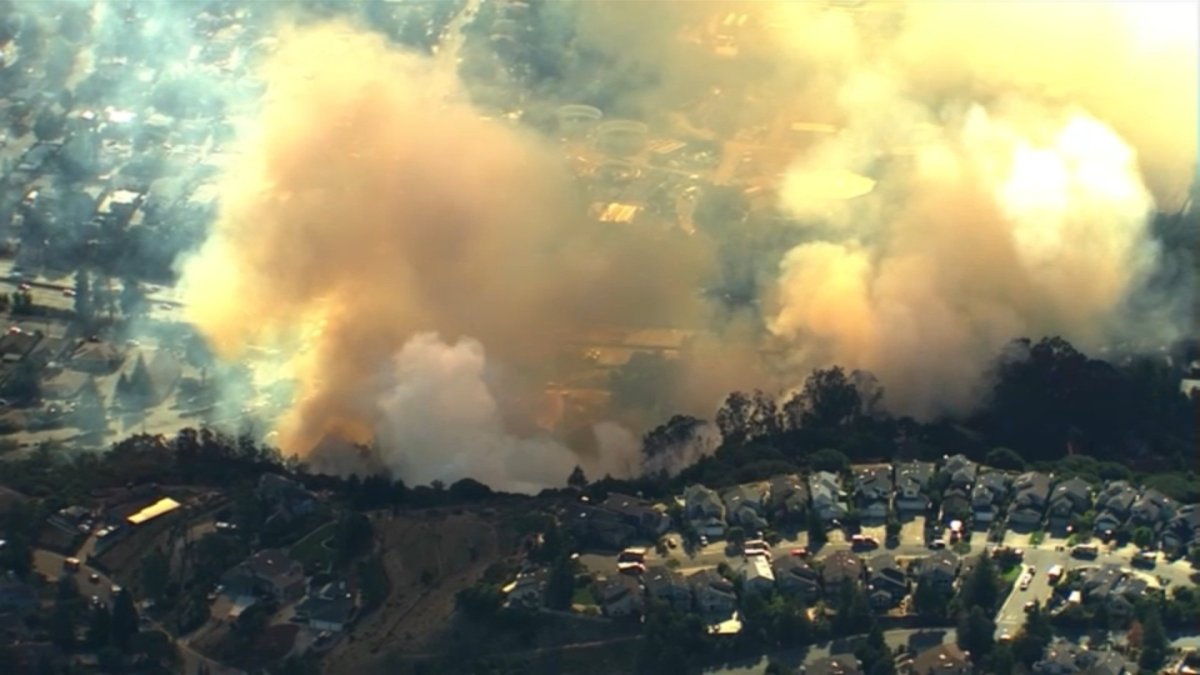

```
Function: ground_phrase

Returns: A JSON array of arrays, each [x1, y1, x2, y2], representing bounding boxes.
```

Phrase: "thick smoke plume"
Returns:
[[179, 22, 700, 490], [180, 2, 1197, 487], [759, 1, 1197, 417]]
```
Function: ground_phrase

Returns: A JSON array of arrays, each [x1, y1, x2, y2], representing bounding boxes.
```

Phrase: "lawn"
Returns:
[[288, 521, 337, 569], [572, 586, 598, 607], [1001, 564, 1022, 585]]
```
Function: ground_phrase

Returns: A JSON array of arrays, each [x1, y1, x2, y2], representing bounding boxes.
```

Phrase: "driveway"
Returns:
[[705, 627, 959, 674], [33, 548, 118, 607]]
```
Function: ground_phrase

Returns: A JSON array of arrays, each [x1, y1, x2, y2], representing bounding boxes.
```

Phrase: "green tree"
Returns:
[[140, 547, 170, 601], [1139, 605, 1168, 671], [808, 448, 851, 474], [989, 644, 1017, 675], [985, 447, 1025, 471], [567, 465, 587, 489], [765, 660, 793, 675], [334, 511, 374, 564], [1012, 602, 1053, 665], [110, 589, 139, 652], [118, 354, 155, 409], [87, 603, 112, 649], [834, 584, 872, 635], [50, 576, 82, 650], [855, 623, 895, 675], [638, 603, 709, 674], [2, 358, 41, 404], [727, 525, 746, 548], [544, 554, 577, 611], [784, 367, 875, 431], [456, 583, 504, 620], [913, 581, 949, 620], [806, 508, 827, 547], [885, 516, 901, 541], [1132, 526, 1154, 549], [957, 554, 1000, 611], [957, 606, 995, 666]]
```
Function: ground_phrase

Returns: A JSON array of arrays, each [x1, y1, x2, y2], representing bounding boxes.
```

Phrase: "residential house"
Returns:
[[866, 554, 907, 609], [773, 556, 821, 602], [940, 489, 972, 525], [1047, 477, 1092, 533], [1129, 489, 1176, 530], [67, 340, 125, 374], [853, 466, 893, 521], [1033, 639, 1135, 675], [296, 580, 355, 632], [1009, 472, 1051, 528], [642, 567, 692, 611], [684, 485, 727, 538], [905, 643, 971, 675], [600, 493, 671, 538], [258, 473, 317, 527], [810, 471, 848, 525], [563, 505, 636, 549], [722, 482, 770, 532], [1161, 504, 1200, 554], [893, 461, 935, 514], [1093, 481, 1138, 536], [593, 575, 644, 618], [741, 555, 776, 595], [821, 550, 864, 598], [220, 549, 307, 602], [1079, 565, 1146, 620], [806, 655, 863, 675], [767, 474, 809, 524], [689, 569, 737, 615], [592, 576, 643, 619], [503, 571, 545, 610], [0, 331, 41, 366], [916, 551, 960, 594], [941, 454, 978, 492], [971, 471, 1010, 525]]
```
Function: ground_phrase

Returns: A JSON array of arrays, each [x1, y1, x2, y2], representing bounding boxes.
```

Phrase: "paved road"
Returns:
[[33, 546, 240, 675], [33, 548, 119, 607], [706, 627, 959, 675], [993, 540, 1195, 641], [583, 520, 939, 578]]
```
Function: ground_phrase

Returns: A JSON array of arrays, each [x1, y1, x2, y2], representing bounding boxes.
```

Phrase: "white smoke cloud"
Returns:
[[771, 96, 1163, 418], [375, 334, 641, 493]]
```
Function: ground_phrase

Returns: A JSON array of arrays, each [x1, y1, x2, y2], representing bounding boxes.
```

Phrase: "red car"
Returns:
[[790, 547, 810, 558]]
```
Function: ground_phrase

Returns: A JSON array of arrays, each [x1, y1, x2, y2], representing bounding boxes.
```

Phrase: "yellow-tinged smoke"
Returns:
[[181, 1, 1197, 484], [758, 0, 1194, 416], [178, 22, 705, 488]]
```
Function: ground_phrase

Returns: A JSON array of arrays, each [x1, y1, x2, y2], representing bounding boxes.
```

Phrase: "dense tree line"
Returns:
[[629, 337, 1197, 498]]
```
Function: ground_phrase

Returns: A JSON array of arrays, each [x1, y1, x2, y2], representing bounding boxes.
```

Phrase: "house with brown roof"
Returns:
[[905, 644, 971, 675], [68, 340, 126, 374], [822, 550, 864, 599], [220, 549, 306, 602]]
